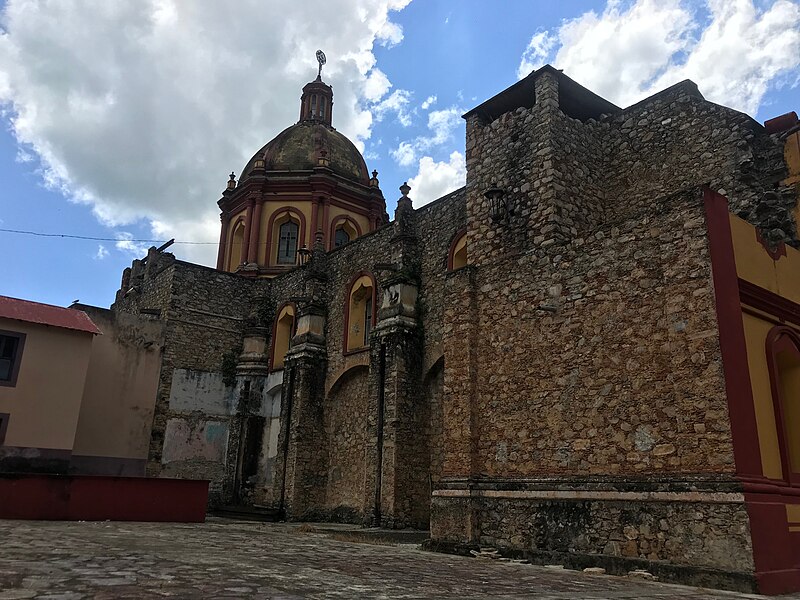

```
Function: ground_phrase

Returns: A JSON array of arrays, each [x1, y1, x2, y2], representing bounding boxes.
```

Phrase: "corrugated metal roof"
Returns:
[[0, 295, 101, 335]]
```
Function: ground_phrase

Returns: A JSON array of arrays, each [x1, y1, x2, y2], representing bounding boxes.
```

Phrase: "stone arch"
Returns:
[[324, 363, 369, 522]]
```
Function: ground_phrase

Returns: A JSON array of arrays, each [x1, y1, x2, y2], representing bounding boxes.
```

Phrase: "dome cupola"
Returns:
[[215, 51, 388, 277]]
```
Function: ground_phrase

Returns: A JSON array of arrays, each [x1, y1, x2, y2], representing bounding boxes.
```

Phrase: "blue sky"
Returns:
[[1, 0, 799, 308]]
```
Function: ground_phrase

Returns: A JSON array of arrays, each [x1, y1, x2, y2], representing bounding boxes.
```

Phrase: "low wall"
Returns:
[[0, 474, 208, 522], [428, 476, 758, 593]]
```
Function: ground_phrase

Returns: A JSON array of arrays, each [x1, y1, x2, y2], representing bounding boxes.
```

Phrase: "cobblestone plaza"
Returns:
[[1, 518, 797, 599]]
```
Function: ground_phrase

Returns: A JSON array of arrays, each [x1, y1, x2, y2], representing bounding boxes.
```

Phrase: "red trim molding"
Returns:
[[703, 187, 763, 477], [764, 327, 800, 486], [740, 279, 800, 328]]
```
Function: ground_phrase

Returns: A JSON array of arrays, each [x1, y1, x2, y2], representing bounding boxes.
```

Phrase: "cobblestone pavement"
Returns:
[[0, 518, 795, 599]]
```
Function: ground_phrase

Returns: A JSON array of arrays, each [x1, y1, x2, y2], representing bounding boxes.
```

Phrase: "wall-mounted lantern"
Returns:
[[484, 183, 513, 222], [297, 245, 312, 266]]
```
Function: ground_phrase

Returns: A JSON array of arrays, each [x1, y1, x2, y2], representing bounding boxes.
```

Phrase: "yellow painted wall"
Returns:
[[272, 305, 295, 369], [741, 311, 784, 479], [0, 318, 93, 450], [732, 213, 800, 479], [451, 234, 467, 269], [783, 132, 800, 229], [730, 214, 800, 305]]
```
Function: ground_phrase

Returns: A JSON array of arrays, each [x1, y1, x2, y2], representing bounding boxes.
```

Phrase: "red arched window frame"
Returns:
[[342, 270, 377, 355], [447, 227, 468, 271], [765, 325, 800, 485], [265, 207, 307, 266], [269, 301, 297, 371]]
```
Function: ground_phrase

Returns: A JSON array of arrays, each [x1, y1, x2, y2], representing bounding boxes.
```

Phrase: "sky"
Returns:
[[1, 0, 799, 308]]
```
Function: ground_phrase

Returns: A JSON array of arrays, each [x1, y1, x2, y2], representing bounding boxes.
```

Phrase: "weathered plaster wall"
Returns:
[[71, 306, 164, 476]]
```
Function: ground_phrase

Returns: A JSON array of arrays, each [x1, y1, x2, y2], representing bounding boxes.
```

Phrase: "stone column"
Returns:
[[432, 265, 480, 543], [247, 200, 263, 264], [273, 303, 328, 520], [241, 198, 255, 265], [365, 276, 425, 529]]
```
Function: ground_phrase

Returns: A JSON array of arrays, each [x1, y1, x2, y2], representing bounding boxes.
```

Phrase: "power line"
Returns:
[[0, 227, 217, 245]]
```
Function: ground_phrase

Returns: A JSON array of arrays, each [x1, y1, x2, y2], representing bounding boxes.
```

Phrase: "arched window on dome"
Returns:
[[334, 227, 350, 248], [447, 229, 467, 271], [329, 217, 361, 251], [271, 303, 296, 370], [320, 97, 326, 120], [228, 219, 246, 271], [311, 94, 317, 118], [345, 272, 376, 352], [277, 220, 299, 265]]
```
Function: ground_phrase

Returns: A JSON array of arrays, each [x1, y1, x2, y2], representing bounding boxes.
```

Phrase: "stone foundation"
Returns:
[[429, 476, 757, 592]]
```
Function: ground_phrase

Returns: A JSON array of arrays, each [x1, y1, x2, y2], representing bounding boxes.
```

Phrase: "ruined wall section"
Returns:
[[601, 83, 795, 244], [113, 249, 255, 504]]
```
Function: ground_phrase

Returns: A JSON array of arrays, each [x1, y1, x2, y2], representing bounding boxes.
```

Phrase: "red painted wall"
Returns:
[[0, 474, 208, 522]]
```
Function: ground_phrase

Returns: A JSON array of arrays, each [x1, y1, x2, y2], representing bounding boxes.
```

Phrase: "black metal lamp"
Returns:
[[484, 183, 509, 222]]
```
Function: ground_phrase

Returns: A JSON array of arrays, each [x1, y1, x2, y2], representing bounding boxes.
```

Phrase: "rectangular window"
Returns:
[[0, 331, 25, 387], [0, 412, 8, 445], [363, 297, 372, 346]]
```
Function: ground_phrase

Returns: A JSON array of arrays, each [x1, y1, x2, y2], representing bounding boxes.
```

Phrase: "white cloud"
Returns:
[[94, 244, 109, 260], [517, 31, 557, 79], [407, 151, 466, 207], [364, 68, 392, 102], [421, 95, 437, 109], [391, 141, 417, 167], [390, 105, 463, 167], [0, 0, 411, 267], [114, 232, 149, 257], [374, 89, 414, 126], [516, 0, 800, 114]]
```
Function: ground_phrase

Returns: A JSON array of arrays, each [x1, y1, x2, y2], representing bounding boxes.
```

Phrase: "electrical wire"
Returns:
[[0, 227, 217, 245]]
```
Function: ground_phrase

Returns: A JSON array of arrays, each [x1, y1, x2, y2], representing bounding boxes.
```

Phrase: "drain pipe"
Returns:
[[278, 367, 295, 517], [374, 344, 386, 526]]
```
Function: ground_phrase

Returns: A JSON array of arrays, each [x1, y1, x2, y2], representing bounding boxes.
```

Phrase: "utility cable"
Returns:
[[0, 227, 217, 245]]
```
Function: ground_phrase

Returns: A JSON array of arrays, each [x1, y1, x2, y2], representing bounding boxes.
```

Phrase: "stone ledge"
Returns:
[[422, 539, 757, 594]]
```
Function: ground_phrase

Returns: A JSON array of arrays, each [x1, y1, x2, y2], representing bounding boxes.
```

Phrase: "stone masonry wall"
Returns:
[[114, 250, 255, 504]]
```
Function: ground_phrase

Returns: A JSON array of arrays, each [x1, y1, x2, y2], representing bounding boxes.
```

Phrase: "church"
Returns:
[[3, 58, 800, 594]]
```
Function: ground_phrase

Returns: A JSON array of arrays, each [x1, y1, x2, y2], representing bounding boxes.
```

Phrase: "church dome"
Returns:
[[239, 121, 370, 186]]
